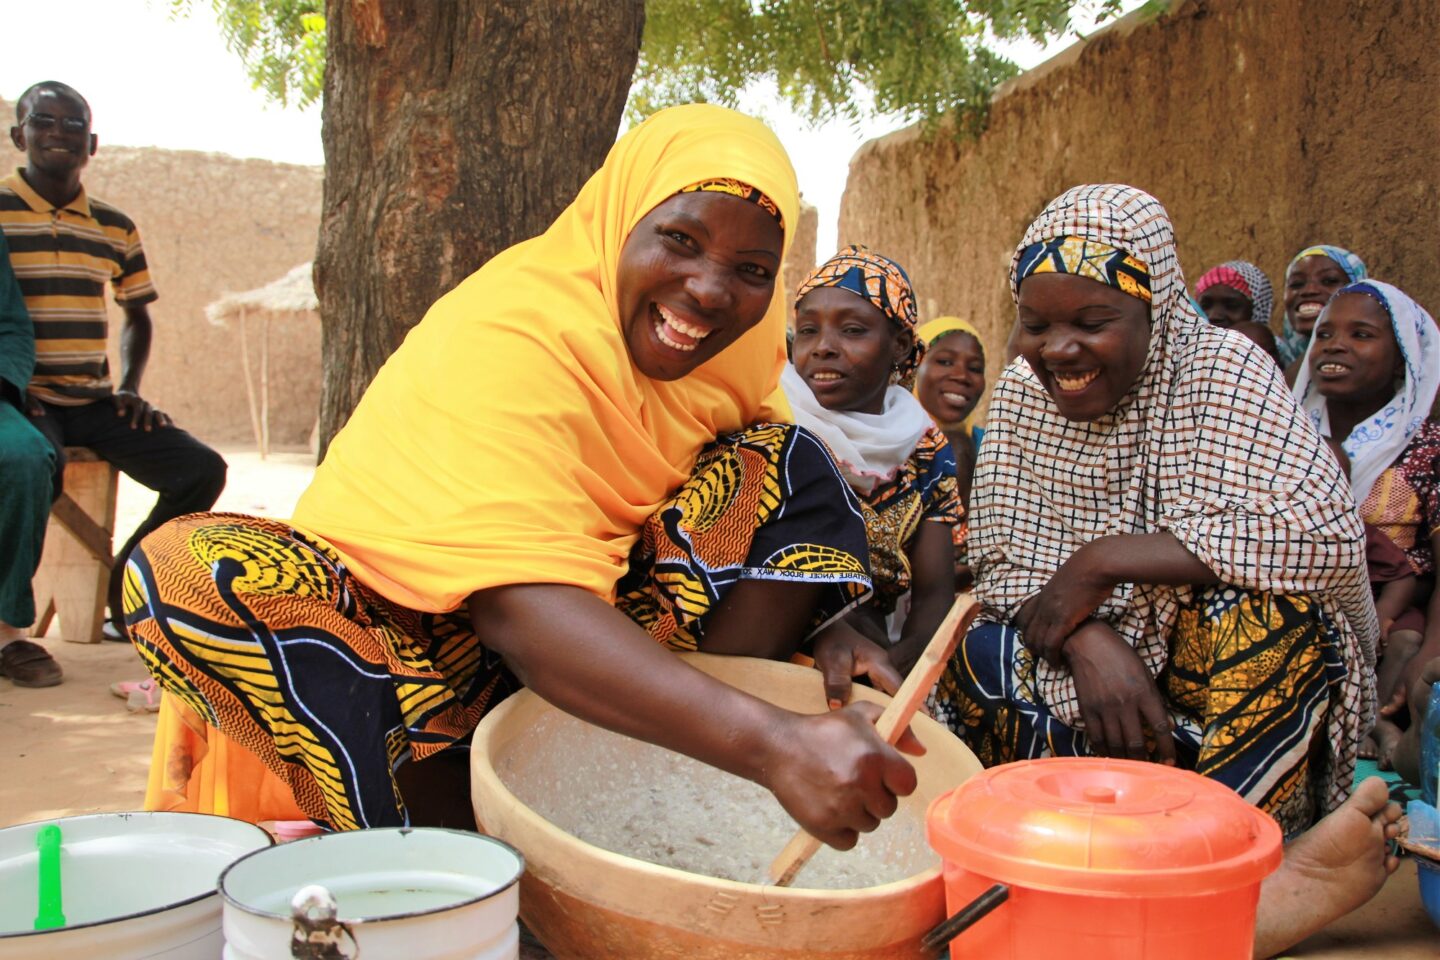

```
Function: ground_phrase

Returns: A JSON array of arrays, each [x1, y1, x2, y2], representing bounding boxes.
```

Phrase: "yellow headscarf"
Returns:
[[291, 105, 800, 612], [914, 315, 984, 438]]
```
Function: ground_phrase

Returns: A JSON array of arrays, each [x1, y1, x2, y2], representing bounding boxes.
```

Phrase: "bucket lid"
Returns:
[[926, 758, 1283, 897]]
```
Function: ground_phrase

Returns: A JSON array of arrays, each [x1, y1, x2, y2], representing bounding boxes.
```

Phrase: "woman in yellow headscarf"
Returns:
[[913, 316, 987, 495], [913, 316, 988, 590], [124, 105, 915, 847]]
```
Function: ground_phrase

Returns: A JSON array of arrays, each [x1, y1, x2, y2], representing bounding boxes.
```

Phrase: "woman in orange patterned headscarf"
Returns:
[[124, 105, 916, 848], [782, 246, 961, 677]]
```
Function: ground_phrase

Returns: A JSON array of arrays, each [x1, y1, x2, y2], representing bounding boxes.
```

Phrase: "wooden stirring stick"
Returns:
[[768, 593, 980, 887]]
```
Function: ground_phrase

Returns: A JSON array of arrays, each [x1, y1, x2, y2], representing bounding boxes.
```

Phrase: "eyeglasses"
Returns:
[[24, 113, 88, 134]]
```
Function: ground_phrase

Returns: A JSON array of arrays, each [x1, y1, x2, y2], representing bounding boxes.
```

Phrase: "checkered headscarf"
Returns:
[[1195, 260, 1275, 328]]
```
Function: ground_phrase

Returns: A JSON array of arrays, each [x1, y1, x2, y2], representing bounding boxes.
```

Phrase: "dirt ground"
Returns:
[[0, 446, 315, 827], [0, 446, 1434, 955]]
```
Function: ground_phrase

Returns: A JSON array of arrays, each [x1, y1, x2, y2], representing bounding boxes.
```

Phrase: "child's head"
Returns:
[[792, 246, 919, 414], [915, 317, 986, 427]]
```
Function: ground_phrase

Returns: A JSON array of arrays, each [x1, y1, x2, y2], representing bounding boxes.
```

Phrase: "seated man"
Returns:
[[0, 226, 58, 685], [2, 81, 226, 664]]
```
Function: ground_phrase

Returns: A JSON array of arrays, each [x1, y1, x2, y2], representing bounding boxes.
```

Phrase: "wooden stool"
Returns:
[[32, 448, 118, 644]]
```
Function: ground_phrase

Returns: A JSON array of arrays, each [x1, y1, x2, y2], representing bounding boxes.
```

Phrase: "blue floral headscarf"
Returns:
[[1293, 279, 1439, 505]]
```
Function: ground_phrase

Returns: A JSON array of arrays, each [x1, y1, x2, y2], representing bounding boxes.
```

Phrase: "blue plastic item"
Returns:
[[1417, 856, 1440, 932], [1420, 684, 1440, 806]]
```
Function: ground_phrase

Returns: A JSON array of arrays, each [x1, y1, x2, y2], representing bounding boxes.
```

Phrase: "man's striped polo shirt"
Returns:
[[0, 169, 157, 406]]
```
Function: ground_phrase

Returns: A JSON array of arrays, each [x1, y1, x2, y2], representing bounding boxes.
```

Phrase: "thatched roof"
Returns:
[[205, 262, 317, 324]]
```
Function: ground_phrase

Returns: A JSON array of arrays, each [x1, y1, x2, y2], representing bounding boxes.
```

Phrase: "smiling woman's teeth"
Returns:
[[941, 391, 970, 406], [1053, 370, 1099, 391], [1297, 303, 1323, 318], [810, 371, 843, 382], [656, 325, 696, 351], [655, 304, 711, 352], [1318, 362, 1348, 374]]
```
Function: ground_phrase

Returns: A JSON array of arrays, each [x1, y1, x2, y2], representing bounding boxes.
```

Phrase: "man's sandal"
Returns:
[[0, 639, 64, 688]]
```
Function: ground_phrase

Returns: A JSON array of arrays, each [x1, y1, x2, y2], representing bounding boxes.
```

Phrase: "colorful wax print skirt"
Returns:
[[125, 423, 870, 831], [931, 587, 1347, 839], [858, 424, 958, 616]]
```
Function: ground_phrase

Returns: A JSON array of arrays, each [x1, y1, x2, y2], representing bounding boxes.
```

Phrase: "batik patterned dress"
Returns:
[[1361, 420, 1440, 575], [858, 425, 959, 614]]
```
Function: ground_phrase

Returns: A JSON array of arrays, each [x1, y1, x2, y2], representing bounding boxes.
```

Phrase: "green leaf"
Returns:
[[171, 0, 324, 108], [183, 0, 1112, 131], [630, 0, 1092, 137]]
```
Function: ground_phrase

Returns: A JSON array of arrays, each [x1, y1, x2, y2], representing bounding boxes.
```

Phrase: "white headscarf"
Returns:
[[1294, 280, 1440, 505], [780, 364, 931, 495]]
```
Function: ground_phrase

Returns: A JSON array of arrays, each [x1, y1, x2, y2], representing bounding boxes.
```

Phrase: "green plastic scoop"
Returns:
[[34, 823, 64, 931]]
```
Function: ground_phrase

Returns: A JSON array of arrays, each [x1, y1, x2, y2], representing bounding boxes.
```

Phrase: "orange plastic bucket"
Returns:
[[925, 758, 1283, 958]]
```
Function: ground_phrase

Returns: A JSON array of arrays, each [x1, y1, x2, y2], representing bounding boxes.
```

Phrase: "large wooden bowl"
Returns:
[[470, 652, 981, 959]]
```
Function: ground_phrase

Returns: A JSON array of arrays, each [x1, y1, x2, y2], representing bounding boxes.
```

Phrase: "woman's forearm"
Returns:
[[1375, 577, 1419, 626], [1011, 532, 1218, 666], [893, 521, 961, 673], [469, 582, 923, 851], [469, 583, 789, 786], [845, 606, 892, 649], [1086, 532, 1219, 588]]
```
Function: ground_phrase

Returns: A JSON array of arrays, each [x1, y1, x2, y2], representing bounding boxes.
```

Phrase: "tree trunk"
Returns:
[[314, 0, 646, 457]]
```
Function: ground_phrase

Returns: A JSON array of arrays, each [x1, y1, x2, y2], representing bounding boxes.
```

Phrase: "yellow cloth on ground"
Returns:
[[291, 105, 799, 613]]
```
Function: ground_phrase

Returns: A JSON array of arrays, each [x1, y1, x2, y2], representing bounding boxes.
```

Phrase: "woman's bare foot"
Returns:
[[1371, 718, 1404, 770], [1252, 777, 1402, 959], [1359, 732, 1380, 760]]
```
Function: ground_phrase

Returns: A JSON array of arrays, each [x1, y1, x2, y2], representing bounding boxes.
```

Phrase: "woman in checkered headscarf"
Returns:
[[931, 184, 1377, 838]]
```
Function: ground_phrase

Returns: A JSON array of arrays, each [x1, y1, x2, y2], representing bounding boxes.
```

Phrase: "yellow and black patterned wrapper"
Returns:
[[124, 424, 869, 831], [930, 588, 1345, 840]]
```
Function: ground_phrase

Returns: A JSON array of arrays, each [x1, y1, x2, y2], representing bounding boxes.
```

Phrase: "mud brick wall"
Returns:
[[3, 98, 323, 447]]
